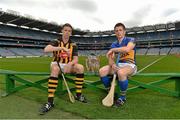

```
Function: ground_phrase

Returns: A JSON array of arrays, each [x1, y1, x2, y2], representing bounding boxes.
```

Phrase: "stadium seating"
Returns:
[[146, 48, 160, 55], [136, 48, 148, 55], [0, 16, 180, 57], [0, 47, 15, 56], [0, 24, 58, 40], [170, 47, 180, 54], [160, 47, 171, 55]]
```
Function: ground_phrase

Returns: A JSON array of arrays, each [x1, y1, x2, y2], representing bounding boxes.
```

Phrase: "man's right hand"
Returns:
[[106, 50, 113, 58], [106, 50, 115, 59], [62, 47, 70, 52], [112, 63, 119, 72]]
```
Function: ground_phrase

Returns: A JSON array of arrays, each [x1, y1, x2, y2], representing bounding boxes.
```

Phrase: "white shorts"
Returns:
[[51, 62, 67, 72], [117, 63, 137, 75]]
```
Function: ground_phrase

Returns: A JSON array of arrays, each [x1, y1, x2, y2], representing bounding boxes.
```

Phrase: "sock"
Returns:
[[118, 79, 128, 100], [48, 76, 58, 104], [101, 76, 111, 89], [75, 74, 84, 97]]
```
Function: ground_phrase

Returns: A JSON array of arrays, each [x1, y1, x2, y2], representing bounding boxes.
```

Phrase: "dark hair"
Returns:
[[90, 53, 95, 56], [62, 23, 73, 30], [114, 23, 126, 30]]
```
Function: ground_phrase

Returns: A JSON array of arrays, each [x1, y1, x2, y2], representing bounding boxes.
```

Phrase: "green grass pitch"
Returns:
[[0, 55, 180, 119]]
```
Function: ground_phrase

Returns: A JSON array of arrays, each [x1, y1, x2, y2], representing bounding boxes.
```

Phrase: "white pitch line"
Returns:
[[137, 56, 166, 73], [0, 69, 16, 72]]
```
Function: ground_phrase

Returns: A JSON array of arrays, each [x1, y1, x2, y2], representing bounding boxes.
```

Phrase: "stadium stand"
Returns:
[[136, 48, 148, 55], [0, 47, 15, 57], [170, 47, 180, 54], [146, 48, 160, 55], [0, 9, 180, 57], [160, 47, 171, 55]]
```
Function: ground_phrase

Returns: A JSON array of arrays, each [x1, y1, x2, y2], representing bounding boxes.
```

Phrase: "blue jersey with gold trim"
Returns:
[[111, 37, 136, 64]]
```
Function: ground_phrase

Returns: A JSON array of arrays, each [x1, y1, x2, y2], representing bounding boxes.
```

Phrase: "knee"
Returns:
[[117, 70, 127, 80], [99, 67, 106, 76], [51, 66, 60, 75], [99, 68, 103, 74], [75, 64, 84, 73]]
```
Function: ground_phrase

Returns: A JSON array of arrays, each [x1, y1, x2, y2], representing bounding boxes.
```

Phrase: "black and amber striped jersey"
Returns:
[[49, 39, 78, 64]]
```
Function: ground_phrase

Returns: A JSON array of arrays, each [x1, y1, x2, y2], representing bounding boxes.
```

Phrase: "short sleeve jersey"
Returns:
[[49, 39, 78, 63], [111, 37, 136, 64]]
